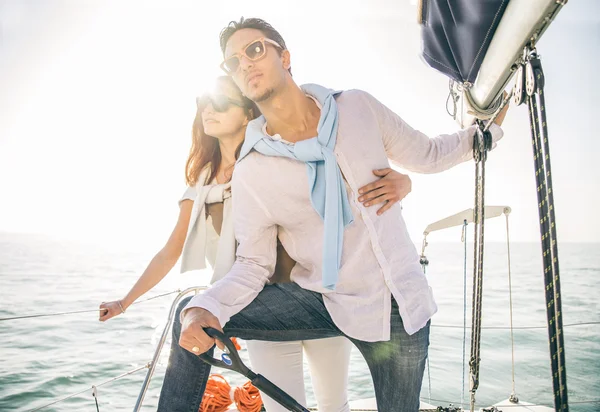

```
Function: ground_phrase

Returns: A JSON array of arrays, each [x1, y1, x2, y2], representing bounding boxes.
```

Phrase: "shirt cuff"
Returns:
[[180, 292, 230, 327], [488, 122, 504, 145]]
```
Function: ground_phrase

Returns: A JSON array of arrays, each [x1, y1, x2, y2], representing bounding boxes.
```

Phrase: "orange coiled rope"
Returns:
[[199, 374, 263, 412], [233, 380, 263, 411], [230, 337, 242, 351], [199, 338, 262, 412]]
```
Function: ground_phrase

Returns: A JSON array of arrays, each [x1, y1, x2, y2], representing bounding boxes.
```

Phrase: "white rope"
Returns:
[[482, 89, 513, 132], [469, 121, 487, 412], [461, 220, 468, 409], [464, 87, 503, 120], [431, 320, 599, 329], [426, 356, 432, 405], [505, 213, 517, 400], [27, 364, 150, 411], [92, 385, 100, 412], [0, 290, 181, 321], [422, 396, 600, 409], [318, 397, 600, 411], [446, 79, 461, 119]]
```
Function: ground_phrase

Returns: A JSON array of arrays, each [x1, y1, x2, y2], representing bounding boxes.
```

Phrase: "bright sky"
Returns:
[[0, 0, 598, 250]]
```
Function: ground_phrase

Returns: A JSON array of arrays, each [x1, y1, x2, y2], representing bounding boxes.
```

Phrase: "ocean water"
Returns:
[[0, 233, 598, 411]]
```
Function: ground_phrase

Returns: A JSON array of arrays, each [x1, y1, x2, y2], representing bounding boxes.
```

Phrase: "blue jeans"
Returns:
[[157, 283, 430, 412]]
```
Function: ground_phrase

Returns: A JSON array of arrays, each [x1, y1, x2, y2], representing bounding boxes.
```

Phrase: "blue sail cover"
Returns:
[[420, 0, 510, 84]]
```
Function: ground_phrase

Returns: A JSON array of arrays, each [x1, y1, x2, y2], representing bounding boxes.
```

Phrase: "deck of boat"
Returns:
[[230, 397, 554, 411], [346, 397, 554, 411]]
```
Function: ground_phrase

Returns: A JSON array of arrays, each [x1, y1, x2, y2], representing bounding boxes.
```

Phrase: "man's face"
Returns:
[[223, 28, 288, 103]]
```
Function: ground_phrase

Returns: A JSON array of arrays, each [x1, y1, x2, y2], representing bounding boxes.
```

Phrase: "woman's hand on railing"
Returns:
[[99, 300, 126, 322]]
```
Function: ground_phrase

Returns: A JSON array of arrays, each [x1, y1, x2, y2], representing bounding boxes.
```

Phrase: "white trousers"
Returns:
[[245, 337, 352, 412]]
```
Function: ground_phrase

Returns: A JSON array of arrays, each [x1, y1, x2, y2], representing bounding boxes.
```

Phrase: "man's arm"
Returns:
[[360, 91, 506, 173], [181, 166, 277, 327]]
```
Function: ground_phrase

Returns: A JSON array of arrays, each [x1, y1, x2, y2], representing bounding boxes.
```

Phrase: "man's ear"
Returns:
[[281, 49, 292, 71]]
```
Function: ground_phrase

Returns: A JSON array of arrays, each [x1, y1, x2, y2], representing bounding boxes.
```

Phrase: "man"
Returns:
[[174, 18, 508, 412]]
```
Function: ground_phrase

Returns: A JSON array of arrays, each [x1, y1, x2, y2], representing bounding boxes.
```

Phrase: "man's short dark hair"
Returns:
[[219, 17, 292, 75]]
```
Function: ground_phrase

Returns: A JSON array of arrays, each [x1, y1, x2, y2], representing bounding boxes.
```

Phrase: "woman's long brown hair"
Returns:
[[185, 76, 260, 186]]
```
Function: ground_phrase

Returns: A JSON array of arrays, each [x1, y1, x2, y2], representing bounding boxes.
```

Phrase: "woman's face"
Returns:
[[201, 81, 249, 139]]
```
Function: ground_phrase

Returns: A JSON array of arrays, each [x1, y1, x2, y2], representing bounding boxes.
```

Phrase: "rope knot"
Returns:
[[293, 137, 330, 162]]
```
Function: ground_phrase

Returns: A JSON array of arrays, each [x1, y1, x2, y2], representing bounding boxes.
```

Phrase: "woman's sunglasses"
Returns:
[[220, 37, 283, 75], [196, 94, 246, 113]]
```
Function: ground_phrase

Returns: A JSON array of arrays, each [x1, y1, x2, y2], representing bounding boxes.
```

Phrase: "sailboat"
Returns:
[[16, 1, 576, 411], [134, 2, 569, 411]]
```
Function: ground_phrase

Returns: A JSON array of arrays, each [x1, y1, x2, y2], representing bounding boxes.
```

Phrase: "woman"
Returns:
[[99, 76, 412, 411]]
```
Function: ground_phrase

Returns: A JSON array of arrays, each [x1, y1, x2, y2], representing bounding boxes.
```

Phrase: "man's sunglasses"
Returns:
[[196, 94, 246, 113], [220, 37, 283, 75]]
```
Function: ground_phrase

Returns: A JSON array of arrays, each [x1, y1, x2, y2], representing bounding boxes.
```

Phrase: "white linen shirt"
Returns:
[[179, 184, 220, 273], [184, 89, 503, 342]]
